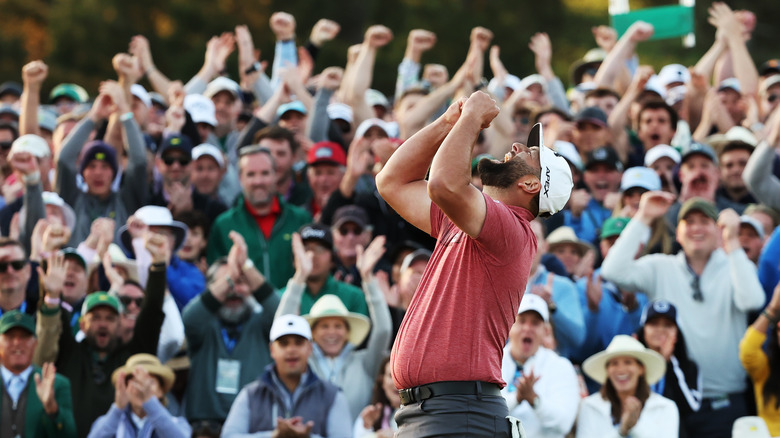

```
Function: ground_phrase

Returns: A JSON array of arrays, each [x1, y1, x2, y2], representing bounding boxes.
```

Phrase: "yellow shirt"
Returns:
[[739, 326, 780, 435]]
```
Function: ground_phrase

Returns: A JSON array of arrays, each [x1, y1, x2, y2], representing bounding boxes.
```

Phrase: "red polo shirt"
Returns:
[[244, 196, 281, 239]]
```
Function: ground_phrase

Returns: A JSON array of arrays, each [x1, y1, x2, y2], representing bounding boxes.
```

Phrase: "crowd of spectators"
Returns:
[[2, 2, 780, 437]]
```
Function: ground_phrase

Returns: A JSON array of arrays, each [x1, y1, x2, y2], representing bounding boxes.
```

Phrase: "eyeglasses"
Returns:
[[118, 296, 144, 308], [0, 260, 27, 272], [162, 156, 191, 166], [691, 276, 703, 302], [0, 141, 12, 150]]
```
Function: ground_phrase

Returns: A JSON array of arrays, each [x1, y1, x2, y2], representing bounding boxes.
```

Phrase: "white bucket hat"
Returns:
[[118, 206, 188, 255], [582, 335, 666, 385], [304, 295, 371, 347]]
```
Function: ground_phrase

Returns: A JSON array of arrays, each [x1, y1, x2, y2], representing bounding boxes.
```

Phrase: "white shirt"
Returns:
[[501, 345, 580, 438], [576, 392, 679, 438]]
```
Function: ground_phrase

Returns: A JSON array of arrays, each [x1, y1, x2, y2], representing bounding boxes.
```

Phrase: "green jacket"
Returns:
[[0, 366, 77, 438], [207, 194, 312, 289]]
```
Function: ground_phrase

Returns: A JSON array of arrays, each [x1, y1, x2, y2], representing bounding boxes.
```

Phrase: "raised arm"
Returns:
[[708, 3, 758, 98], [376, 99, 465, 235], [184, 33, 235, 95], [344, 25, 394, 127], [395, 29, 437, 100], [593, 22, 653, 91], [20, 60, 48, 137], [608, 65, 654, 163], [130, 35, 173, 98], [428, 91, 498, 238]]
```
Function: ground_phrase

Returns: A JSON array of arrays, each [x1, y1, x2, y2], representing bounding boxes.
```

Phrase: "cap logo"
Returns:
[[171, 138, 181, 145], [301, 228, 326, 240], [594, 149, 607, 160], [543, 166, 551, 197], [652, 300, 670, 313], [315, 147, 333, 159], [95, 152, 105, 160]]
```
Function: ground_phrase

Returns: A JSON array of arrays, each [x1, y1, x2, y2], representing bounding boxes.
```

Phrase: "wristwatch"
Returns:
[[242, 259, 255, 272]]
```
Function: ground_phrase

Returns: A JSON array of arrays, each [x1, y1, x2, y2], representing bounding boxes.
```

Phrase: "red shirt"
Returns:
[[391, 192, 536, 389], [244, 196, 281, 240]]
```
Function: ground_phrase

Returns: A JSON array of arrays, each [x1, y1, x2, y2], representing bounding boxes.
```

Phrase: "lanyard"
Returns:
[[0, 301, 27, 317], [221, 325, 244, 354]]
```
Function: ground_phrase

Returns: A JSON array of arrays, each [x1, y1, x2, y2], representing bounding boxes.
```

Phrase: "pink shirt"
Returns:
[[391, 192, 536, 389]]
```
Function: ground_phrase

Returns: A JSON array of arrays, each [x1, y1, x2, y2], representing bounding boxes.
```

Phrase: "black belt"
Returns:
[[398, 381, 502, 405]]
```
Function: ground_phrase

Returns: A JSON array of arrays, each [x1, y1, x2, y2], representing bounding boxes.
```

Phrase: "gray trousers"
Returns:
[[394, 394, 521, 437]]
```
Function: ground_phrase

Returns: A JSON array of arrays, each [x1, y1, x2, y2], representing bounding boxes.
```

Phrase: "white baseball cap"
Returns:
[[204, 77, 240, 100], [10, 134, 50, 158], [130, 84, 152, 108], [192, 143, 225, 168], [326, 102, 353, 124], [531, 124, 573, 217], [740, 215, 765, 240], [657, 64, 690, 87], [270, 314, 312, 342], [621, 166, 661, 192], [184, 94, 218, 127], [644, 144, 681, 167], [355, 118, 397, 139], [518, 293, 549, 323]]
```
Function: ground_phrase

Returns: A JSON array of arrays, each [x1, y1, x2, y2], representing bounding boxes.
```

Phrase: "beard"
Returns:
[[478, 157, 539, 189], [218, 295, 259, 325]]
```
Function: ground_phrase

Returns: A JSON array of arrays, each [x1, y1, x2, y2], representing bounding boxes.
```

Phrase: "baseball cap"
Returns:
[[355, 118, 393, 139], [130, 84, 151, 108], [49, 83, 89, 104], [270, 314, 312, 342], [184, 94, 218, 127], [307, 141, 346, 167], [740, 215, 765, 240], [400, 248, 431, 274], [10, 134, 50, 159], [762, 75, 780, 95], [575, 106, 608, 128], [554, 141, 584, 172], [365, 89, 389, 108], [38, 108, 57, 132], [640, 299, 679, 327], [643, 75, 667, 99], [681, 142, 717, 165], [718, 78, 742, 94], [192, 143, 225, 168], [277, 100, 307, 118], [519, 74, 546, 92], [644, 144, 681, 166], [149, 92, 167, 108], [760, 59, 780, 77], [158, 134, 193, 157], [79, 141, 118, 177], [517, 293, 549, 322], [204, 77, 240, 100], [0, 104, 19, 121], [0, 82, 22, 99], [658, 64, 690, 87], [600, 216, 630, 240], [585, 146, 623, 172], [677, 197, 718, 224], [570, 48, 607, 85], [326, 103, 353, 124], [332, 205, 369, 230], [530, 123, 574, 217], [82, 292, 121, 315], [299, 223, 333, 250], [621, 167, 661, 192], [0, 310, 35, 336], [665, 85, 687, 107], [61, 247, 87, 271]]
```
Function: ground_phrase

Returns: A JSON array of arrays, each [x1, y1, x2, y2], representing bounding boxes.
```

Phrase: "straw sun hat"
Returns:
[[303, 295, 371, 347], [582, 335, 666, 385], [111, 353, 176, 393]]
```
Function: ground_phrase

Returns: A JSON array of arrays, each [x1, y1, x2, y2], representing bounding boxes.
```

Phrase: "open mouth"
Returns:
[[650, 133, 661, 142]]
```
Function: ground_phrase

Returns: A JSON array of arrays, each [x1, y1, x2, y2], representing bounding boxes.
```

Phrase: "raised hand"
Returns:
[[227, 230, 248, 280], [310, 19, 340, 47], [462, 91, 498, 129], [515, 368, 540, 404], [530, 272, 555, 306], [112, 53, 143, 85], [126, 215, 149, 240], [291, 233, 313, 283], [103, 251, 125, 291], [22, 60, 49, 88], [145, 231, 171, 265], [316, 66, 343, 91], [470, 27, 494, 52], [356, 235, 386, 280], [127, 367, 157, 404], [619, 396, 642, 434], [114, 371, 130, 409], [42, 223, 71, 253], [365, 25, 394, 49], [34, 363, 59, 415], [89, 93, 116, 123], [38, 251, 67, 298], [130, 35, 155, 74], [585, 269, 602, 311], [626, 21, 654, 43], [636, 191, 676, 223], [592, 26, 618, 52], [99, 80, 130, 113], [717, 208, 741, 252], [10, 151, 39, 176], [270, 12, 296, 41], [205, 33, 236, 75], [529, 33, 553, 73]]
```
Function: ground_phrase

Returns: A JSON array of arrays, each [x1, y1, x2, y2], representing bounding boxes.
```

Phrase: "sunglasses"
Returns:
[[0, 260, 27, 272], [0, 141, 12, 150], [691, 276, 703, 302], [162, 156, 191, 166], [118, 296, 144, 308], [338, 226, 363, 236]]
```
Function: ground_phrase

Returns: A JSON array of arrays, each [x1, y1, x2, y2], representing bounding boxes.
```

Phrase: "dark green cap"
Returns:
[[82, 292, 120, 315], [0, 310, 35, 336], [61, 248, 87, 270], [600, 217, 630, 239], [678, 197, 718, 224]]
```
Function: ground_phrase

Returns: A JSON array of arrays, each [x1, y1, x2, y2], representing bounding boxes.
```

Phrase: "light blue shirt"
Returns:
[[2, 365, 33, 405]]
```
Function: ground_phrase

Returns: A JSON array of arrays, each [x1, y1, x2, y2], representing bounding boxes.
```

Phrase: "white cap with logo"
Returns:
[[517, 293, 550, 322], [270, 314, 312, 342], [530, 124, 573, 217]]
